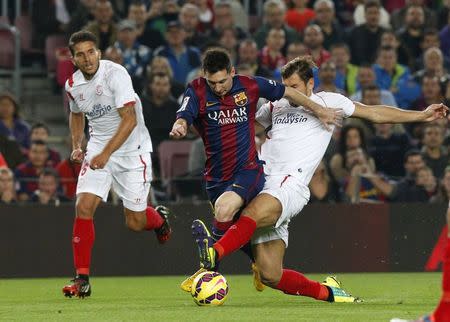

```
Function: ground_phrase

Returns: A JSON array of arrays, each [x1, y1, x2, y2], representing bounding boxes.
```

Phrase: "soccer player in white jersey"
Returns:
[[62, 31, 172, 298], [191, 56, 448, 303]]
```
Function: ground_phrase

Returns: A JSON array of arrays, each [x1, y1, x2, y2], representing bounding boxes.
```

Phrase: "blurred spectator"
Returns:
[[145, 0, 166, 35], [219, 28, 239, 65], [330, 43, 358, 95], [104, 45, 124, 65], [396, 5, 426, 70], [186, 0, 214, 32], [414, 48, 450, 86], [0, 168, 17, 204], [303, 24, 331, 67], [237, 39, 272, 78], [414, 166, 438, 199], [421, 123, 450, 179], [142, 73, 179, 173], [373, 46, 420, 108], [330, 125, 375, 182], [56, 157, 81, 201], [391, 0, 437, 31], [348, 0, 386, 65], [412, 73, 446, 111], [440, 10, 450, 57], [128, 0, 166, 50], [83, 0, 117, 52], [153, 20, 201, 84], [438, 0, 450, 30], [379, 30, 410, 68], [0, 153, 6, 168], [310, 0, 344, 50], [228, 0, 249, 32], [309, 159, 341, 203], [254, 0, 299, 50], [0, 92, 30, 150], [179, 3, 210, 48], [343, 147, 384, 203], [147, 56, 185, 99], [30, 168, 70, 206], [353, 0, 391, 29], [259, 28, 287, 71], [15, 140, 50, 201], [209, 2, 247, 41], [0, 134, 25, 169], [285, 0, 315, 33], [188, 136, 206, 177], [31, 0, 75, 49], [431, 165, 450, 203], [414, 29, 450, 71], [114, 19, 152, 92], [68, 0, 96, 35], [30, 122, 61, 168], [315, 61, 344, 94], [369, 122, 412, 177], [285, 41, 308, 61]]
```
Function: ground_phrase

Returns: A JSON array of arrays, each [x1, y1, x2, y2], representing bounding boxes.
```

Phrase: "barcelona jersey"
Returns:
[[176, 75, 285, 182]]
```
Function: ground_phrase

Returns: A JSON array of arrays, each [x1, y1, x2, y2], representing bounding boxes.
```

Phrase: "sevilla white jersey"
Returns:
[[65, 60, 152, 155], [256, 92, 355, 186]]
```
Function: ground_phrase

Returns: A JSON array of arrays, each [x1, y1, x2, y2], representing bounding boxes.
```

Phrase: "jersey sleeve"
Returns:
[[254, 76, 285, 102], [109, 66, 136, 108], [176, 86, 200, 126], [255, 102, 273, 129], [326, 93, 355, 118], [65, 81, 80, 113]]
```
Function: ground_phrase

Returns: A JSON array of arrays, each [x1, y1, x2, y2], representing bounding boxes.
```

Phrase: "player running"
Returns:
[[192, 56, 448, 303], [62, 31, 172, 298], [170, 48, 342, 292]]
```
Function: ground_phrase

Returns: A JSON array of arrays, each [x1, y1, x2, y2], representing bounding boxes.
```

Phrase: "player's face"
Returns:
[[282, 73, 313, 97], [205, 68, 235, 97], [72, 41, 101, 80]]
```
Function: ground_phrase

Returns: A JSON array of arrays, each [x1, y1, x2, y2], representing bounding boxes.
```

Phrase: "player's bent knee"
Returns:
[[75, 201, 95, 219], [214, 204, 237, 222], [259, 267, 282, 288], [126, 217, 144, 232]]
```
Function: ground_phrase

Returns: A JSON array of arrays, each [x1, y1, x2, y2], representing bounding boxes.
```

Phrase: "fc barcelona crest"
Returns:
[[233, 91, 248, 107]]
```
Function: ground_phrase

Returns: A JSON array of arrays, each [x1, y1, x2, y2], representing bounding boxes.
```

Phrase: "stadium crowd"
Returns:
[[1, 0, 450, 205]]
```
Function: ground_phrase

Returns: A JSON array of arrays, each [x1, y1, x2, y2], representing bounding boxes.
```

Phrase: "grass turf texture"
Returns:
[[0, 273, 441, 321]]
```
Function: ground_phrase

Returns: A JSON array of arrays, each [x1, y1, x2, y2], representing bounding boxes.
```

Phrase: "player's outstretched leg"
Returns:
[[180, 267, 208, 292], [63, 275, 91, 298], [192, 219, 217, 270]]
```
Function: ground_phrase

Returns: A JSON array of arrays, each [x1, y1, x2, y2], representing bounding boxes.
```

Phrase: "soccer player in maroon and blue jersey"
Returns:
[[170, 48, 342, 292]]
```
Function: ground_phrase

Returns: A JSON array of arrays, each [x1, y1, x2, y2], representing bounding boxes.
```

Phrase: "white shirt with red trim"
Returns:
[[256, 92, 355, 186], [65, 60, 152, 156]]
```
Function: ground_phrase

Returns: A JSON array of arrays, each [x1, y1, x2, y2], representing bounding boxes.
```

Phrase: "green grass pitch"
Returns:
[[0, 273, 441, 321]]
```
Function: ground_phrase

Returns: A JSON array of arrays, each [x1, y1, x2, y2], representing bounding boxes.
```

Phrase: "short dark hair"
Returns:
[[364, 0, 380, 11], [68, 30, 98, 56], [361, 84, 380, 97], [202, 48, 232, 74], [31, 122, 50, 134], [404, 149, 422, 163], [281, 56, 316, 83], [40, 167, 60, 181]]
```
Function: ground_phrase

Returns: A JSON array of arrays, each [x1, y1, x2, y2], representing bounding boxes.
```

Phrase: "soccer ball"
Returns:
[[191, 271, 229, 306]]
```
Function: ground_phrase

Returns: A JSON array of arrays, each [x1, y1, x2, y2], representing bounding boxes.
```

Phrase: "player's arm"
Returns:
[[102, 104, 137, 156], [352, 102, 448, 123], [171, 86, 199, 139], [69, 111, 85, 163]]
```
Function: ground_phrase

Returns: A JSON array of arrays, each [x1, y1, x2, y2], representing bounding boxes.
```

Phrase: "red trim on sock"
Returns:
[[213, 219, 233, 232], [145, 206, 164, 230], [73, 217, 95, 276], [276, 269, 328, 301], [214, 215, 256, 260]]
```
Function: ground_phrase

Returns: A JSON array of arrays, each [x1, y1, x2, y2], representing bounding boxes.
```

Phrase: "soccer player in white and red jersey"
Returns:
[[192, 56, 448, 303], [62, 30, 172, 298]]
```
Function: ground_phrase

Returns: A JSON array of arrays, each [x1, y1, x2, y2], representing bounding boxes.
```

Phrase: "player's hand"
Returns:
[[90, 152, 110, 170], [317, 107, 344, 131], [70, 148, 85, 163], [170, 123, 187, 139], [423, 103, 449, 122]]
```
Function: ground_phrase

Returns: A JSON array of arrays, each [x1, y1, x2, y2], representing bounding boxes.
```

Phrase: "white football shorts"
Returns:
[[76, 151, 152, 212], [251, 174, 309, 247]]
